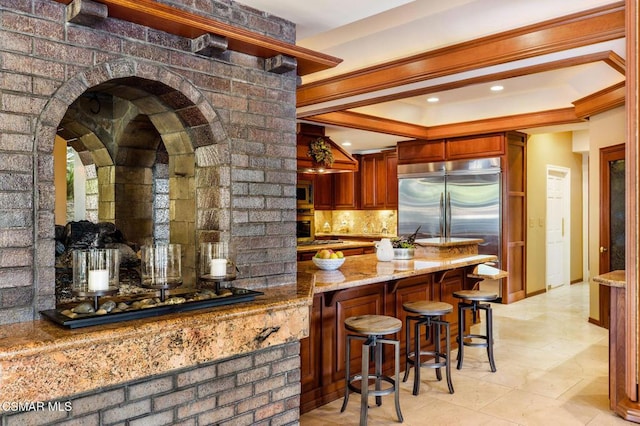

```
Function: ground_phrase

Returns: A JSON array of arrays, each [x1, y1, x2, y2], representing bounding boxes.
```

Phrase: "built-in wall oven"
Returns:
[[297, 207, 315, 243]]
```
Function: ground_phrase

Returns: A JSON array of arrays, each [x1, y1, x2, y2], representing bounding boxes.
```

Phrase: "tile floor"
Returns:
[[300, 282, 634, 425]]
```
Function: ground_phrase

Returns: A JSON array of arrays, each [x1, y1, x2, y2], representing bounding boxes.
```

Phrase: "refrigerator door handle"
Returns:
[[439, 192, 445, 238], [446, 191, 452, 237]]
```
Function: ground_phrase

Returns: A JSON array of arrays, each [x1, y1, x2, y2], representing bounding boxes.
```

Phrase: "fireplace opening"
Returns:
[[53, 76, 214, 306]]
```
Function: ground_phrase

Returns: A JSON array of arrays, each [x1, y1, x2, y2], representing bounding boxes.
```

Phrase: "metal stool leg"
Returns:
[[374, 337, 382, 407], [393, 339, 403, 423], [456, 303, 465, 369], [412, 318, 421, 395], [486, 304, 496, 372], [360, 337, 371, 426], [403, 317, 411, 382], [434, 319, 442, 381], [441, 319, 454, 393], [341, 335, 352, 413]]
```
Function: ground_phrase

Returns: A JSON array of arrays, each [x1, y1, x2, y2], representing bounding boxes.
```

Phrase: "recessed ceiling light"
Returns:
[[342, 141, 352, 146], [490, 85, 504, 92], [427, 97, 439, 103]]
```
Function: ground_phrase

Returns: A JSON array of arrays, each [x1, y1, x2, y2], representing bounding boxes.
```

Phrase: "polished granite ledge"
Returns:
[[298, 252, 497, 293], [0, 282, 312, 404], [0, 252, 494, 405], [296, 240, 375, 253], [593, 270, 626, 288]]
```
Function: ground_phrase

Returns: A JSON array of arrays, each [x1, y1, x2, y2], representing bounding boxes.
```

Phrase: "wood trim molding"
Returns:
[[305, 108, 582, 141], [624, 0, 638, 403], [303, 111, 429, 140], [53, 0, 342, 75], [573, 82, 626, 119], [297, 51, 625, 118], [297, 2, 625, 106]]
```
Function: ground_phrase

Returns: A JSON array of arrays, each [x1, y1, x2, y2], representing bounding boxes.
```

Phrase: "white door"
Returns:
[[546, 167, 570, 289]]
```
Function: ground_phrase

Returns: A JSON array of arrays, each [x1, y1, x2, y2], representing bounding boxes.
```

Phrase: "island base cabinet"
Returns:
[[300, 267, 470, 413]]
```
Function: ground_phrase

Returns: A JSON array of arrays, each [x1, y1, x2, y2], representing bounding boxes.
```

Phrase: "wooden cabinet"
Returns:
[[397, 139, 445, 164], [299, 169, 359, 211], [300, 266, 469, 413], [360, 150, 397, 209], [397, 133, 506, 165], [446, 134, 505, 160], [313, 173, 333, 210], [333, 171, 360, 209]]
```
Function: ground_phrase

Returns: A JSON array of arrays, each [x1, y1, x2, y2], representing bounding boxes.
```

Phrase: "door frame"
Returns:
[[598, 143, 625, 329], [599, 143, 626, 274], [545, 165, 571, 289]]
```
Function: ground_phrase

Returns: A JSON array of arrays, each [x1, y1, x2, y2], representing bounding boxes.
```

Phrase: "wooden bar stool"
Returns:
[[402, 300, 454, 396], [341, 314, 403, 426]]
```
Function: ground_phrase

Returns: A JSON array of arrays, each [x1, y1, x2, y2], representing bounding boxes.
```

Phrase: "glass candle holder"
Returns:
[[140, 243, 182, 288], [200, 242, 228, 278], [72, 248, 119, 294]]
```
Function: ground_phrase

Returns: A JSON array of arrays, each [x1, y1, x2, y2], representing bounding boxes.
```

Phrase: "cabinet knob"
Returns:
[[599, 246, 608, 253]]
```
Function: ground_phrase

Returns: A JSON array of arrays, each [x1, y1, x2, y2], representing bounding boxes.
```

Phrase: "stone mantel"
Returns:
[[0, 282, 311, 404]]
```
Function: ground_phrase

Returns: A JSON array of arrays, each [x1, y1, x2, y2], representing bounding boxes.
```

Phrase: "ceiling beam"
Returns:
[[573, 81, 626, 119], [296, 1, 625, 106], [426, 108, 584, 139], [305, 108, 585, 141], [297, 51, 626, 118], [304, 111, 430, 140], [53, 0, 342, 75]]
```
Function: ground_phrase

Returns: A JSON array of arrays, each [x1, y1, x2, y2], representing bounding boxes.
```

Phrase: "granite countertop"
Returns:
[[0, 250, 494, 403], [314, 232, 397, 239], [296, 240, 375, 253], [416, 237, 484, 247], [298, 252, 497, 293], [593, 270, 625, 288], [0, 282, 312, 403]]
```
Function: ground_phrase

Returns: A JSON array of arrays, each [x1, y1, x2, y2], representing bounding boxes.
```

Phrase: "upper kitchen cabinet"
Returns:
[[396, 139, 445, 164], [333, 168, 360, 210], [397, 133, 506, 164], [311, 170, 360, 210], [313, 173, 334, 210], [360, 150, 398, 209]]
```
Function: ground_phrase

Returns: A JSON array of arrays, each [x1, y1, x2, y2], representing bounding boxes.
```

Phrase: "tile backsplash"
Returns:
[[315, 210, 397, 236]]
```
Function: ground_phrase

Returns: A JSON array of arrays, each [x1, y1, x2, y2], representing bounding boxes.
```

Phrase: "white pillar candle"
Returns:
[[88, 269, 109, 291], [210, 258, 227, 277]]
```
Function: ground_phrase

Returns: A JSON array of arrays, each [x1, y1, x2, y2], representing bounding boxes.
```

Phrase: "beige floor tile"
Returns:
[[300, 282, 632, 425]]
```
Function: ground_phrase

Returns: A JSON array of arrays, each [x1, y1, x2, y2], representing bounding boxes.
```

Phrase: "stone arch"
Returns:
[[36, 59, 230, 304]]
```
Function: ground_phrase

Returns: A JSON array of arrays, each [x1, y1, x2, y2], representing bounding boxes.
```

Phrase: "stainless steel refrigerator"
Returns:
[[397, 157, 501, 263]]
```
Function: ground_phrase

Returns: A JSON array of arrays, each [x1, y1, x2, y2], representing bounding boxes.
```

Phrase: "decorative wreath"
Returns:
[[307, 137, 334, 167]]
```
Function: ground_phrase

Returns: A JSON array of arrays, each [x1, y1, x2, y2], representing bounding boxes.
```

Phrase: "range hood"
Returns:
[[297, 123, 358, 173]]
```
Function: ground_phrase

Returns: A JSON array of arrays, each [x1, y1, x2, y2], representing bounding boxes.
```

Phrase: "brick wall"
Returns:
[[0, 342, 301, 426], [0, 0, 299, 324]]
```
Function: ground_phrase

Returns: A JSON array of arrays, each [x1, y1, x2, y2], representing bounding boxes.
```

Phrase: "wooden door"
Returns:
[[599, 143, 625, 329]]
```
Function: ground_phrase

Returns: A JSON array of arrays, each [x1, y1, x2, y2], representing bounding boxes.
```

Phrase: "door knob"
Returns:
[[599, 246, 608, 253]]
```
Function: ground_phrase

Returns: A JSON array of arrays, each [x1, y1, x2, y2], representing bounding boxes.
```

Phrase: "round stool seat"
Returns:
[[403, 300, 452, 316], [344, 315, 402, 335], [453, 289, 498, 302]]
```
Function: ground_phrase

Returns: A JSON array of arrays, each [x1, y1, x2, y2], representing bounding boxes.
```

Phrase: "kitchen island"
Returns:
[[298, 251, 497, 412], [0, 248, 495, 423]]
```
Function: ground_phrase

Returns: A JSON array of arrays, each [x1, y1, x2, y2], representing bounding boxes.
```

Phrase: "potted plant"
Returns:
[[391, 226, 420, 259]]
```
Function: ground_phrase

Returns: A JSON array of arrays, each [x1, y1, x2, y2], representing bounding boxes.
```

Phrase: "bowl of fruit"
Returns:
[[312, 249, 345, 270]]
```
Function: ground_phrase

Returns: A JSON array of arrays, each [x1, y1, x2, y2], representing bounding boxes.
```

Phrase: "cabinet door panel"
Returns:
[[446, 134, 505, 160], [314, 173, 333, 210], [385, 151, 398, 208], [334, 172, 359, 209]]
